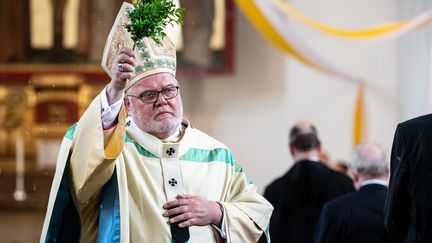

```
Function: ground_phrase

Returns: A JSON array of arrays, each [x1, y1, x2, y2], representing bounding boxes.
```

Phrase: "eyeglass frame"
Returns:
[[126, 85, 180, 104]]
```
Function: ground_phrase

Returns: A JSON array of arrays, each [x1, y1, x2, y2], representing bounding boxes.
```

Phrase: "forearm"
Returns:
[[69, 91, 125, 203], [101, 86, 123, 130], [106, 83, 124, 105]]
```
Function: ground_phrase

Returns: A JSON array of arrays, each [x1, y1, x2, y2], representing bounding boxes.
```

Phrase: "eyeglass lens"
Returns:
[[139, 86, 178, 103]]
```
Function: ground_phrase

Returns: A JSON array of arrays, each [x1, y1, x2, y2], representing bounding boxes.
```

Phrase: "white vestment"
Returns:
[[40, 93, 273, 242]]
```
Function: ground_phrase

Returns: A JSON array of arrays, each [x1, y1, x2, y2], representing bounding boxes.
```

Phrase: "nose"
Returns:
[[154, 91, 168, 105]]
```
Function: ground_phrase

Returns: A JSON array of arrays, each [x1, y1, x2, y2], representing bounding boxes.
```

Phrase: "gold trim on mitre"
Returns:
[[101, 2, 177, 91]]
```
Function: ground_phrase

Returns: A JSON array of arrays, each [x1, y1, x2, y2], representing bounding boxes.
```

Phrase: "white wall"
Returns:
[[397, 0, 432, 120], [181, 0, 431, 193], [285, 0, 400, 165], [181, 6, 289, 192]]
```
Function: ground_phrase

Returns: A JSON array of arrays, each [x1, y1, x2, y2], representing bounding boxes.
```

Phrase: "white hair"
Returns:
[[350, 143, 389, 177]]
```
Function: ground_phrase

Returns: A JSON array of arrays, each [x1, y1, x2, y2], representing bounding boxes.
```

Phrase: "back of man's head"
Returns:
[[350, 143, 389, 178], [289, 121, 320, 152]]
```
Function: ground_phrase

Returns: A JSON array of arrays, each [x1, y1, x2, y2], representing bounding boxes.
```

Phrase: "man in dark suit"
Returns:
[[314, 143, 391, 243], [385, 114, 432, 242], [264, 121, 354, 243]]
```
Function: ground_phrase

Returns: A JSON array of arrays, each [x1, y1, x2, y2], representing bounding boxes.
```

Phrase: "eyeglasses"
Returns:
[[127, 86, 179, 103]]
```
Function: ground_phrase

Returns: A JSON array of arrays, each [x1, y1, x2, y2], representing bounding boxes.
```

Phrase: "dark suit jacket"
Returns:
[[314, 184, 391, 243], [385, 114, 432, 243], [264, 160, 355, 243]]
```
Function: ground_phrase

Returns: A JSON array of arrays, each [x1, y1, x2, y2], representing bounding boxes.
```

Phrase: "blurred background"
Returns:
[[1, 0, 431, 241]]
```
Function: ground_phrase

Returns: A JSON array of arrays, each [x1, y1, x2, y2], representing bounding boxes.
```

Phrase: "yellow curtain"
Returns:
[[234, 0, 321, 70], [234, 0, 359, 81], [235, 0, 372, 146], [353, 83, 365, 145], [274, 0, 432, 39]]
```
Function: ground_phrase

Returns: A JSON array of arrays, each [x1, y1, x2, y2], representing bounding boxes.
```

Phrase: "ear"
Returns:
[[317, 141, 322, 152], [352, 172, 360, 183], [124, 96, 131, 112], [289, 144, 295, 156]]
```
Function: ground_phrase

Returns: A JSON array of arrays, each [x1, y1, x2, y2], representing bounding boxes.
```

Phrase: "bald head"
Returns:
[[350, 143, 389, 178], [289, 121, 320, 152]]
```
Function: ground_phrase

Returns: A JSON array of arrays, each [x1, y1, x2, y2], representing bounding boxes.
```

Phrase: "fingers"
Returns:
[[115, 56, 136, 71], [163, 206, 196, 228], [176, 194, 193, 199], [108, 48, 136, 93], [168, 211, 193, 224], [163, 196, 191, 209], [162, 194, 192, 210], [162, 195, 216, 227], [113, 55, 136, 76], [117, 68, 134, 80], [116, 48, 136, 68], [162, 203, 193, 227], [178, 218, 197, 228], [119, 47, 135, 60], [162, 196, 197, 226], [163, 205, 189, 218]]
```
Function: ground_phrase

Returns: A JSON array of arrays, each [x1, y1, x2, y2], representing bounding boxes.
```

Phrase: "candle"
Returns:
[[13, 135, 27, 201]]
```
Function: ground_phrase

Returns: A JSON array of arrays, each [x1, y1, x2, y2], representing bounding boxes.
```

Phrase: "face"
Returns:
[[124, 72, 183, 139]]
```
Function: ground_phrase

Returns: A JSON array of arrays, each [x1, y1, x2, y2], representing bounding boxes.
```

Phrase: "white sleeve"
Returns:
[[100, 86, 123, 129], [212, 203, 229, 242]]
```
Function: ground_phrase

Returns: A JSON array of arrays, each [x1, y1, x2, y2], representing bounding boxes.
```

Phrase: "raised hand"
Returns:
[[106, 47, 136, 105]]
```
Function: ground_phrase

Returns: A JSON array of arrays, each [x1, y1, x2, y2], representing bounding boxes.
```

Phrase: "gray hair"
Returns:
[[350, 143, 389, 177]]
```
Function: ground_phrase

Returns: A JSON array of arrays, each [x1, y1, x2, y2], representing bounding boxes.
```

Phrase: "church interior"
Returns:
[[1, 0, 432, 241]]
